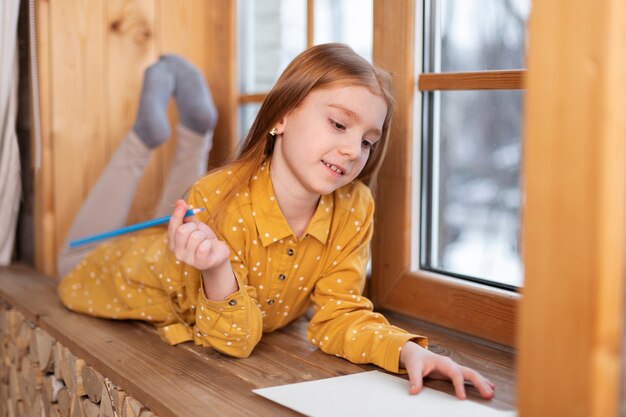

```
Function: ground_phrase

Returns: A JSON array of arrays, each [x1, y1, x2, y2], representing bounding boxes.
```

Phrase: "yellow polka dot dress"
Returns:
[[58, 159, 426, 372]]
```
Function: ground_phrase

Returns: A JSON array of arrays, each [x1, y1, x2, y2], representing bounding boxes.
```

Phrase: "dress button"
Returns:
[[228, 300, 237, 306], [267, 299, 275, 305], [278, 274, 286, 281], [287, 248, 294, 256]]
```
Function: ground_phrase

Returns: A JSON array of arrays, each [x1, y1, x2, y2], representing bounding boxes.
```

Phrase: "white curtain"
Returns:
[[0, 0, 22, 265]]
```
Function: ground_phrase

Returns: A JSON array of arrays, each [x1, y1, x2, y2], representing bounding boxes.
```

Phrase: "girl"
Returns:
[[58, 44, 495, 400]]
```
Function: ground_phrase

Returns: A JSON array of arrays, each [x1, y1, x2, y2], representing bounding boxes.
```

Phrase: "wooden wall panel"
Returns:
[[50, 0, 108, 258], [33, 0, 55, 275], [204, 1, 238, 166], [159, 0, 238, 173], [106, 0, 159, 223], [157, 0, 211, 214], [34, 0, 237, 274]]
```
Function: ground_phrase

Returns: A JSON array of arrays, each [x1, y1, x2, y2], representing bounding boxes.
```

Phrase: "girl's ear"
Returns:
[[273, 117, 286, 135]]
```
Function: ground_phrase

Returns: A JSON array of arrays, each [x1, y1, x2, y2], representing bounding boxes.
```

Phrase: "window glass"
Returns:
[[238, 0, 307, 94], [420, 89, 523, 289], [238, 103, 262, 143], [237, 0, 373, 138], [313, 0, 373, 63], [417, 0, 530, 290], [434, 0, 530, 72]]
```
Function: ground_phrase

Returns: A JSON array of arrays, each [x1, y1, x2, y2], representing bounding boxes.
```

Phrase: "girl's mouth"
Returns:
[[322, 160, 345, 175]]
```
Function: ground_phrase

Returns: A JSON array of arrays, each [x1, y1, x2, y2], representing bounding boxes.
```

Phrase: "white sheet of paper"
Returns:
[[253, 371, 517, 417]]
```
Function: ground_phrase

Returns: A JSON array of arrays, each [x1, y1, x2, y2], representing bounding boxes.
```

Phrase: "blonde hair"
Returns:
[[212, 43, 395, 219]]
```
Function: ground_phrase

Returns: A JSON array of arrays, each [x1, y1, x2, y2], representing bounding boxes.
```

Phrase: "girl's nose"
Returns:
[[339, 136, 361, 160]]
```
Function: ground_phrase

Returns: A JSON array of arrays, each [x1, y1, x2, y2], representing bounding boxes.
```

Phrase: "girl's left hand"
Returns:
[[399, 341, 495, 399]]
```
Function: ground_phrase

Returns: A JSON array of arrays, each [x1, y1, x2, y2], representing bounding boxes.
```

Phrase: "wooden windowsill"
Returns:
[[0, 264, 516, 416]]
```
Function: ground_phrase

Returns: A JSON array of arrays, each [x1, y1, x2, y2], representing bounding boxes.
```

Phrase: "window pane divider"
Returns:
[[419, 70, 526, 91], [239, 93, 267, 104], [307, 0, 314, 47], [372, 0, 519, 346]]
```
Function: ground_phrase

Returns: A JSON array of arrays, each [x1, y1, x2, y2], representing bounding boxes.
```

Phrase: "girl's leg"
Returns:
[[57, 59, 175, 276], [154, 125, 213, 217], [57, 132, 151, 276], [154, 55, 218, 217]]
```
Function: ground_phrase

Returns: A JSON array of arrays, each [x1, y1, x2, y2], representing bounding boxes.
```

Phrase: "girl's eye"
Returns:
[[330, 120, 346, 131], [362, 140, 374, 149]]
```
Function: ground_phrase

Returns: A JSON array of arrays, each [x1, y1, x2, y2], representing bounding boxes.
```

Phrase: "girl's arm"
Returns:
[[168, 195, 263, 358], [307, 185, 494, 398], [309, 234, 494, 398], [307, 217, 421, 373], [307, 191, 422, 372]]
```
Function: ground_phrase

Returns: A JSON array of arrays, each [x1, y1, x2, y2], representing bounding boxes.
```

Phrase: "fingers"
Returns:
[[423, 356, 494, 400], [448, 364, 467, 400], [174, 226, 206, 263], [187, 229, 209, 253], [170, 200, 202, 258], [429, 357, 467, 400], [166, 199, 225, 271], [195, 238, 213, 260], [430, 360, 495, 400], [406, 364, 424, 395], [461, 366, 495, 399], [168, 200, 189, 252], [402, 341, 495, 401]]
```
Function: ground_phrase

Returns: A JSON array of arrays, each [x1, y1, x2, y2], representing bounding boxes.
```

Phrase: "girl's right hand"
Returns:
[[399, 341, 495, 400], [167, 200, 231, 272]]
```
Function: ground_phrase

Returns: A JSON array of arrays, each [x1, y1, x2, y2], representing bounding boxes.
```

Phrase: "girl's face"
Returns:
[[271, 84, 387, 199]]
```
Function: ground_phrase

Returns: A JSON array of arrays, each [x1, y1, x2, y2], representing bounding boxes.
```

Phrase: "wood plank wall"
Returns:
[[33, 0, 237, 276]]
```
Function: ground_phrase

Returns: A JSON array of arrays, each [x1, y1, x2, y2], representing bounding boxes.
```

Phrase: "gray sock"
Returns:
[[161, 54, 218, 135], [132, 58, 175, 148]]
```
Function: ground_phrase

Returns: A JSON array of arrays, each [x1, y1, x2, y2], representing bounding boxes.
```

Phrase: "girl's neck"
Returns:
[[269, 160, 320, 238]]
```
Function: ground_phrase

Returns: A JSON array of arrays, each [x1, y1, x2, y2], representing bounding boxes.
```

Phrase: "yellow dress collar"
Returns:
[[250, 159, 332, 246]]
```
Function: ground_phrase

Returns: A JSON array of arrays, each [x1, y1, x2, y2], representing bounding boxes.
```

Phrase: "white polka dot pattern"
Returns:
[[57, 158, 426, 371]]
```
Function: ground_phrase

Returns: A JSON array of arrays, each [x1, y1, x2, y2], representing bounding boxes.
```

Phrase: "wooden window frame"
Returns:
[[236, 0, 521, 346], [517, 0, 626, 413], [234, 0, 521, 346], [370, 0, 521, 347]]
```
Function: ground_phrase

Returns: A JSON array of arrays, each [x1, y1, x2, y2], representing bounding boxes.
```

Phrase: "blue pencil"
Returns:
[[68, 208, 205, 248]]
